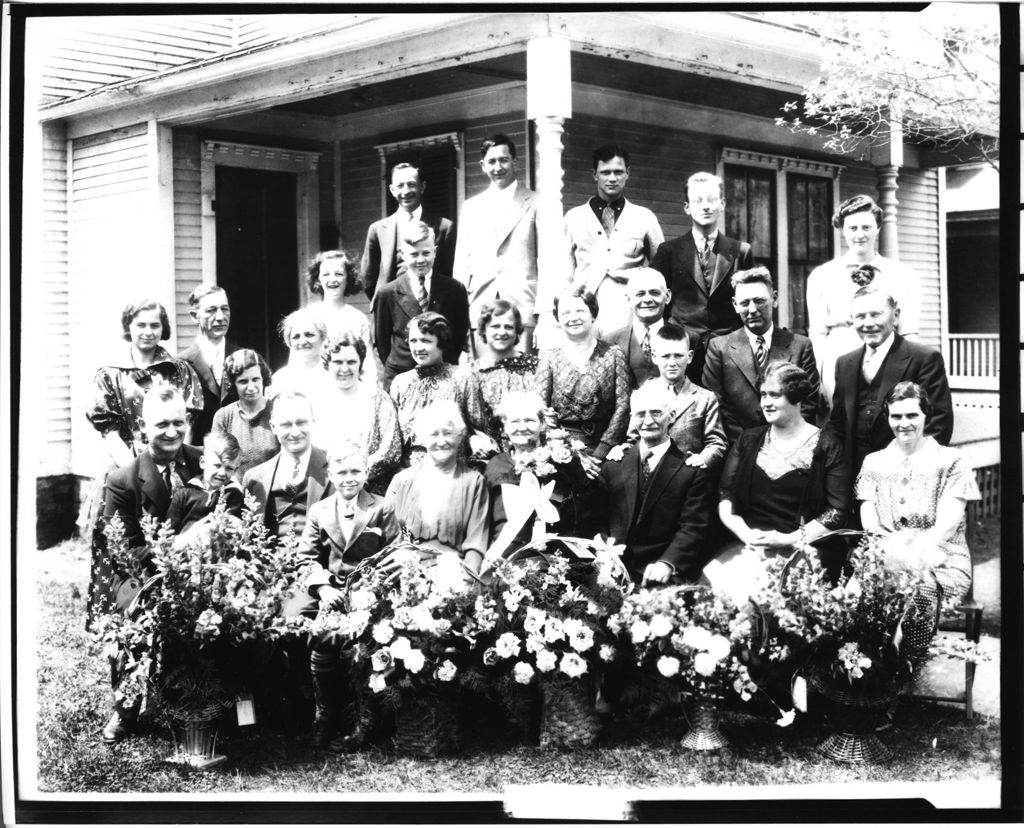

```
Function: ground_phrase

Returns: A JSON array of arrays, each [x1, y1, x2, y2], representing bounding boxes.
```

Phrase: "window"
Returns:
[[374, 132, 463, 221]]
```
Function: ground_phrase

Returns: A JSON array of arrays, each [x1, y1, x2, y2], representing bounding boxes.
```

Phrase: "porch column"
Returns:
[[527, 34, 571, 349], [875, 164, 900, 260]]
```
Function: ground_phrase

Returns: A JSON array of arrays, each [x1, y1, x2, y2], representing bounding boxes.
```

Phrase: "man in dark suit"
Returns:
[[599, 383, 710, 586], [178, 285, 238, 445], [96, 386, 203, 744], [374, 220, 470, 388], [703, 267, 820, 442], [829, 286, 953, 475], [600, 267, 670, 389], [360, 161, 456, 304], [243, 391, 333, 540], [651, 172, 754, 383]]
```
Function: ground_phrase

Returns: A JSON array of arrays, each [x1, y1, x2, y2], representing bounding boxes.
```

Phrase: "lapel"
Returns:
[[638, 444, 683, 521], [843, 348, 865, 427], [305, 447, 329, 512], [670, 384, 697, 421], [768, 328, 794, 362], [187, 342, 220, 396], [394, 275, 424, 321], [344, 490, 377, 551], [709, 237, 732, 294], [871, 336, 911, 427], [727, 330, 759, 390], [138, 451, 170, 517], [429, 274, 451, 311], [681, 235, 707, 296], [621, 445, 640, 530], [382, 213, 399, 256], [495, 187, 532, 248]]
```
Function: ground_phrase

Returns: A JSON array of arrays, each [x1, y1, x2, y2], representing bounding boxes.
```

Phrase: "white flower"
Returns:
[[523, 607, 546, 634], [436, 659, 457, 682], [693, 652, 718, 677], [368, 673, 387, 693], [536, 649, 557, 673], [403, 648, 426, 673], [389, 636, 412, 660], [562, 618, 585, 639], [681, 625, 712, 651], [372, 621, 395, 644], [392, 606, 414, 629], [503, 586, 527, 614], [432, 617, 452, 636], [409, 603, 435, 633], [496, 632, 521, 659], [371, 649, 393, 672], [568, 625, 594, 653], [649, 614, 673, 639], [559, 652, 588, 679], [776, 709, 796, 727], [844, 576, 862, 599], [706, 634, 732, 663], [656, 655, 680, 678], [599, 644, 617, 663], [543, 617, 566, 643], [630, 619, 651, 644], [513, 662, 535, 685], [350, 588, 375, 611], [525, 633, 546, 654]]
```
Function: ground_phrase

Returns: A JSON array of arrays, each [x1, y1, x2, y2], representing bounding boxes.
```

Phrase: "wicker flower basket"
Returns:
[[169, 708, 227, 769], [680, 695, 729, 751], [393, 690, 460, 758], [539, 678, 600, 750], [808, 669, 896, 763]]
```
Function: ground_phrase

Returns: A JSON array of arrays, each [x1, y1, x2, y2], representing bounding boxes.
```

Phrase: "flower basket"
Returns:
[[393, 688, 460, 758], [539, 677, 600, 750], [170, 716, 227, 769], [807, 668, 896, 763], [680, 694, 729, 751]]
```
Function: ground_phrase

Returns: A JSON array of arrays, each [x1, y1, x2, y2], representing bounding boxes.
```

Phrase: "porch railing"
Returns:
[[946, 334, 1000, 390]]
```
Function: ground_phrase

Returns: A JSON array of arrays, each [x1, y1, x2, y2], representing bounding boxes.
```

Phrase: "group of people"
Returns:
[[84, 134, 979, 749]]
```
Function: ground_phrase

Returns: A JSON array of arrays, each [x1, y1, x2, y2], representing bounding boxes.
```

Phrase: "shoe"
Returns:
[[101, 712, 131, 746], [309, 713, 337, 749]]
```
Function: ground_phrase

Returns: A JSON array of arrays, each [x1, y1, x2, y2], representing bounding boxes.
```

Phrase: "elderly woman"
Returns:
[[856, 382, 979, 605], [316, 332, 402, 494], [269, 307, 334, 421], [389, 311, 489, 464], [384, 401, 490, 574], [211, 348, 279, 478], [535, 287, 630, 477], [485, 391, 594, 549], [707, 361, 851, 596], [306, 249, 380, 387], [469, 299, 538, 448], [806, 195, 920, 407]]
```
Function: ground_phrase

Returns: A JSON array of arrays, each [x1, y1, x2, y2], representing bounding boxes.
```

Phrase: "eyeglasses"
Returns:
[[633, 409, 665, 422]]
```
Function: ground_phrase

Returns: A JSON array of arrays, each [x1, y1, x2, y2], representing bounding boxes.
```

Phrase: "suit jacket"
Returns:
[[298, 490, 400, 591], [453, 184, 540, 324], [242, 446, 333, 533], [651, 233, 754, 342], [360, 208, 456, 302], [564, 198, 664, 294], [374, 271, 470, 374], [599, 442, 710, 582], [828, 334, 954, 471], [103, 445, 204, 549], [178, 338, 240, 445], [624, 380, 728, 471], [600, 324, 659, 390], [703, 328, 820, 443]]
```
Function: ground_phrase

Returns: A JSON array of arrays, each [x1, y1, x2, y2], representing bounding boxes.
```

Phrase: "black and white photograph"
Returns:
[[2, 4, 1018, 823]]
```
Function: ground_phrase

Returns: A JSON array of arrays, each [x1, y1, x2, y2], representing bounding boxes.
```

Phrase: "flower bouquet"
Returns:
[[92, 495, 310, 766], [506, 428, 593, 538], [610, 585, 791, 750]]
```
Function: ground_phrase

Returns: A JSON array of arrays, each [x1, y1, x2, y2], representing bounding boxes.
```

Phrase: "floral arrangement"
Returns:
[[92, 495, 310, 721], [511, 428, 588, 481]]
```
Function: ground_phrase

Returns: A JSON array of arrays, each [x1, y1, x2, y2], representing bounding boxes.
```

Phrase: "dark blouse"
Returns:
[[471, 354, 539, 447]]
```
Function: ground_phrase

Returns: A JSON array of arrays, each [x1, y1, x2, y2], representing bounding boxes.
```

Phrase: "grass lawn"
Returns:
[[32, 538, 1002, 795]]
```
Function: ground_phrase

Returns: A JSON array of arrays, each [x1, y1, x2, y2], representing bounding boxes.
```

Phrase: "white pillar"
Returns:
[[875, 164, 900, 260], [527, 34, 571, 350]]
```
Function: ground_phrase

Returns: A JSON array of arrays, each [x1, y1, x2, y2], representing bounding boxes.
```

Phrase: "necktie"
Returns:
[[638, 448, 653, 494], [601, 203, 617, 236], [163, 461, 181, 494], [850, 264, 876, 287], [754, 335, 767, 372], [863, 347, 879, 383], [641, 328, 652, 359], [285, 455, 304, 499], [414, 274, 429, 312], [699, 237, 713, 286]]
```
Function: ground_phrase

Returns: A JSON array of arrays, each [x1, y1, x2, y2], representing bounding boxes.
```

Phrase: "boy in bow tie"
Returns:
[[167, 431, 244, 541]]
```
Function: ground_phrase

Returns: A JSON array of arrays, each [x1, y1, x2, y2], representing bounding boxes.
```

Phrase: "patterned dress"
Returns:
[[855, 437, 979, 604], [314, 302, 380, 387], [315, 385, 402, 494], [470, 353, 539, 447], [211, 401, 280, 479], [535, 340, 630, 460]]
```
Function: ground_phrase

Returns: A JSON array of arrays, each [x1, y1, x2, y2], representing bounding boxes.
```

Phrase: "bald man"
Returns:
[[599, 267, 671, 390]]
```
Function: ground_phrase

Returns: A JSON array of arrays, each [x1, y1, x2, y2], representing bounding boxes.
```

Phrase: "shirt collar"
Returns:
[[692, 228, 718, 249], [591, 195, 626, 212], [281, 446, 313, 476], [489, 179, 519, 201], [633, 317, 664, 342], [866, 331, 896, 361], [399, 204, 423, 223], [641, 438, 672, 468], [197, 335, 225, 368], [744, 324, 774, 352]]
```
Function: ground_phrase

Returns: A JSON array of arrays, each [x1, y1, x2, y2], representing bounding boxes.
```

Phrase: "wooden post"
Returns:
[[875, 164, 900, 260]]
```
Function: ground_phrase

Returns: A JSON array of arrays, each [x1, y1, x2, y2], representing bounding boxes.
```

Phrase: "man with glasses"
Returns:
[[651, 172, 754, 383], [702, 267, 819, 443]]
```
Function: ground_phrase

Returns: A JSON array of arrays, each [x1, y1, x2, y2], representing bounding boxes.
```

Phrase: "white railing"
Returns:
[[946, 333, 1000, 390]]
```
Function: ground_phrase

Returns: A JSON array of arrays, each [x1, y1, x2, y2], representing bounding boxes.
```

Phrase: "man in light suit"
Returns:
[[564, 145, 664, 334], [178, 285, 238, 445], [454, 133, 540, 354], [360, 161, 456, 304], [599, 383, 710, 586], [652, 172, 754, 383], [242, 391, 333, 540], [600, 267, 670, 390], [374, 221, 470, 388], [703, 267, 820, 443], [828, 286, 953, 475]]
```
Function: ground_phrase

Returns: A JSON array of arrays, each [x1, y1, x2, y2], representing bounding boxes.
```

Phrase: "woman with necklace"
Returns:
[[210, 349, 279, 479]]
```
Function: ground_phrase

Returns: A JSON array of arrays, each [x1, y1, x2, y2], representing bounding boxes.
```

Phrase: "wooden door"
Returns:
[[787, 174, 833, 335]]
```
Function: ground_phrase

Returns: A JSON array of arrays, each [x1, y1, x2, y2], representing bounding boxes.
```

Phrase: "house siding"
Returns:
[[173, 128, 203, 350]]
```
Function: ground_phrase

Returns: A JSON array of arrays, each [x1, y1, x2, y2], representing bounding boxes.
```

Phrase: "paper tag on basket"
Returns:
[[791, 676, 808, 712], [235, 694, 256, 726]]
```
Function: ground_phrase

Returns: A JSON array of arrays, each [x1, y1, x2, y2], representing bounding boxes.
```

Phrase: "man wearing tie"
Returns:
[[598, 383, 710, 586], [828, 286, 953, 476], [178, 285, 238, 445], [360, 161, 456, 304], [374, 221, 470, 388], [600, 267, 671, 390], [703, 267, 820, 443], [651, 172, 754, 384]]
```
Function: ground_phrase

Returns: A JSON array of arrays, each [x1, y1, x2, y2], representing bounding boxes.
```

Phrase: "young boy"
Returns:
[[289, 439, 399, 750], [167, 431, 245, 538]]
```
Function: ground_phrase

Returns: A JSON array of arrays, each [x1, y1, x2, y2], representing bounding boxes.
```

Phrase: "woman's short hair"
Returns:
[[320, 331, 367, 373], [497, 390, 547, 425], [409, 311, 452, 350], [414, 400, 467, 446], [760, 361, 814, 405], [278, 308, 327, 345], [121, 299, 171, 342], [224, 348, 272, 387], [477, 299, 524, 343], [326, 438, 368, 465], [204, 431, 241, 462], [553, 286, 599, 321], [832, 194, 883, 230], [306, 250, 361, 297], [885, 381, 933, 419]]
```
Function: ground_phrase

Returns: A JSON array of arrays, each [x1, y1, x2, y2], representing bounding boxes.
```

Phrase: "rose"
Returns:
[[482, 647, 499, 667], [599, 644, 617, 663], [503, 586, 527, 614], [392, 606, 414, 629], [681, 625, 712, 651], [349, 588, 375, 611], [389, 636, 412, 661], [706, 634, 732, 663], [523, 608, 546, 635], [559, 652, 588, 679], [568, 625, 594, 653], [549, 443, 572, 464], [432, 618, 452, 636], [403, 648, 426, 673], [525, 633, 546, 654], [630, 620, 651, 644], [372, 621, 395, 644], [368, 673, 387, 694], [656, 655, 680, 678], [543, 617, 565, 644], [436, 659, 457, 682], [536, 649, 557, 673], [562, 618, 585, 639], [409, 604, 435, 632], [371, 649, 393, 672], [512, 662, 535, 685], [496, 632, 521, 659], [649, 614, 673, 639], [693, 652, 718, 677]]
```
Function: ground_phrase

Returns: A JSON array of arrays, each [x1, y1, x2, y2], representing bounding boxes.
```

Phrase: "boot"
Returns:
[[328, 696, 373, 754], [309, 670, 341, 749]]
